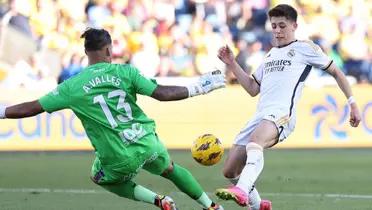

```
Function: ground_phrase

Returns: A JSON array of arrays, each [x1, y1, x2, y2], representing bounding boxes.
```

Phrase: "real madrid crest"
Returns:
[[287, 49, 295, 58]]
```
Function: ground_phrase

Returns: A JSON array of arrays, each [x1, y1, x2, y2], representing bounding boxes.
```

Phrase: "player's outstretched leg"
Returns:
[[216, 142, 265, 207], [161, 163, 224, 209]]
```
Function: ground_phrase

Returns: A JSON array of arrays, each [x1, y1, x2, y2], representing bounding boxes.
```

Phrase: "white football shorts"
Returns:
[[234, 108, 296, 146]]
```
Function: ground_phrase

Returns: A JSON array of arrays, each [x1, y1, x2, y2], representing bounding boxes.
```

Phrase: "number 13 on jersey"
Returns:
[[93, 89, 133, 128], [93, 89, 145, 144]]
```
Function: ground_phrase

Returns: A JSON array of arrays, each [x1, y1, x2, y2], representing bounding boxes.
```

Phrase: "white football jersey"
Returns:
[[252, 40, 332, 118]]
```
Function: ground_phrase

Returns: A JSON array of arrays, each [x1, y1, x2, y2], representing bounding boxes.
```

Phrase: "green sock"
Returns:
[[101, 181, 137, 200], [162, 163, 211, 207], [102, 181, 157, 205]]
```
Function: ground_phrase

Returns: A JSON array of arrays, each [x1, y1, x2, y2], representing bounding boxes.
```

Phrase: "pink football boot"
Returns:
[[247, 199, 272, 210], [215, 186, 249, 206], [259, 200, 272, 210]]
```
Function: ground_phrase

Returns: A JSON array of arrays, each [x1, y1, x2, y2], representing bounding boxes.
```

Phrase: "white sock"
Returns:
[[236, 142, 264, 195], [133, 185, 157, 204], [196, 192, 213, 208], [249, 187, 262, 210]]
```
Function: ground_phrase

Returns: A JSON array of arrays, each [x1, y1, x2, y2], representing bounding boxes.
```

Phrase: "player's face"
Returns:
[[270, 16, 297, 46]]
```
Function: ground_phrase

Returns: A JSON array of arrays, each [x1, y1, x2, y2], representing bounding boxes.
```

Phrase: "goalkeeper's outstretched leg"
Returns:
[[159, 162, 224, 210]]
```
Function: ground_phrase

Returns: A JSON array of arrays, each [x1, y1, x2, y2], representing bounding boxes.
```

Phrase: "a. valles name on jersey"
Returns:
[[83, 75, 122, 93], [264, 59, 291, 74]]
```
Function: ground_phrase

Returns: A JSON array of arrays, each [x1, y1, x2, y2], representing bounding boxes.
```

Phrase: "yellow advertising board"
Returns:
[[144, 85, 372, 149], [278, 86, 372, 148], [0, 85, 371, 151]]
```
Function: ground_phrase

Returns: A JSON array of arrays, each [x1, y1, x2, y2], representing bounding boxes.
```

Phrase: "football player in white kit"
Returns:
[[215, 4, 361, 210]]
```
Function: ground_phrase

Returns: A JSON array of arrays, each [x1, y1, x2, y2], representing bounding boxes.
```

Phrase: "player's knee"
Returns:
[[161, 162, 174, 176], [247, 135, 262, 145]]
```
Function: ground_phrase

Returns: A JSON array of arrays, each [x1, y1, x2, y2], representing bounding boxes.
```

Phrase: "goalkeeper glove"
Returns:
[[187, 70, 225, 97]]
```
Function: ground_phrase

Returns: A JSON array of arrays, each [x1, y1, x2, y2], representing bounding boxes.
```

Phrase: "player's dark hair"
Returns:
[[268, 4, 298, 22], [80, 28, 112, 51]]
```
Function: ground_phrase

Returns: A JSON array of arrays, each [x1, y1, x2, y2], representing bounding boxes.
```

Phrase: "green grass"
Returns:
[[0, 149, 372, 210]]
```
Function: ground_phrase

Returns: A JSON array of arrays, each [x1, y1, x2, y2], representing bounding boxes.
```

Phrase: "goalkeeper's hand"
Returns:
[[187, 70, 226, 97]]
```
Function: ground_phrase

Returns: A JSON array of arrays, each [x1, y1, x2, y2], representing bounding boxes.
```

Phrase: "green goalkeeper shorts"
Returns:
[[91, 133, 171, 184]]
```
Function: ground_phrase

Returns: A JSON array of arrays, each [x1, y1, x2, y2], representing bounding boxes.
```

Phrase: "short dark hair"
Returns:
[[80, 28, 112, 51], [268, 4, 298, 22]]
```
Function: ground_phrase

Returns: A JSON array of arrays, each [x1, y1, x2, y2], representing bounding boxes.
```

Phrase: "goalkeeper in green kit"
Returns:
[[0, 28, 225, 210]]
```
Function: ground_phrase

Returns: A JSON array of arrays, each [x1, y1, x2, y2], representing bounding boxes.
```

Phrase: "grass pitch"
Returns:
[[0, 149, 371, 210]]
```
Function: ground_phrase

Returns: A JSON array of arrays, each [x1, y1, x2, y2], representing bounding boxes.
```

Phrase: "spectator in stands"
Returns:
[[0, 0, 371, 86], [58, 53, 83, 83], [1, 0, 33, 37]]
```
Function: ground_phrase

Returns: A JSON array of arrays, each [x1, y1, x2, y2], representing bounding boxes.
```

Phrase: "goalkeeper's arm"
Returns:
[[151, 70, 225, 101]]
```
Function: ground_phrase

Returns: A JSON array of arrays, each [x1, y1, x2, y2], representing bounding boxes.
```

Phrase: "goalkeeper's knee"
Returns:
[[161, 162, 174, 177]]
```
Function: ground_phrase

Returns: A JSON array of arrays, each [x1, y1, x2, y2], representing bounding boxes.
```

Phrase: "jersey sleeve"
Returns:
[[128, 65, 158, 96], [252, 63, 264, 85], [299, 41, 333, 70], [38, 81, 71, 113]]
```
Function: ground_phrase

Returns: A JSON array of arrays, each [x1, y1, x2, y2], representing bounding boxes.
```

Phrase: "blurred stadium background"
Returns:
[[0, 0, 371, 209]]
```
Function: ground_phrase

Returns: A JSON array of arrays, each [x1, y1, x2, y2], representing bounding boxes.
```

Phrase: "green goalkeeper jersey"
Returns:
[[39, 63, 158, 165]]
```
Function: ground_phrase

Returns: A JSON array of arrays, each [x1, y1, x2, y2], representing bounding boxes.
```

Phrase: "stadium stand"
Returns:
[[0, 0, 370, 88]]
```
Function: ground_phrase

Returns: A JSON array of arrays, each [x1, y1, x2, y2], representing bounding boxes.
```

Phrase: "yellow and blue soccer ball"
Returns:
[[191, 134, 224, 166]]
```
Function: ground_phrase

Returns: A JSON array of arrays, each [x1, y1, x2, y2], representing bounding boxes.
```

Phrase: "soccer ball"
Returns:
[[191, 134, 224, 166]]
